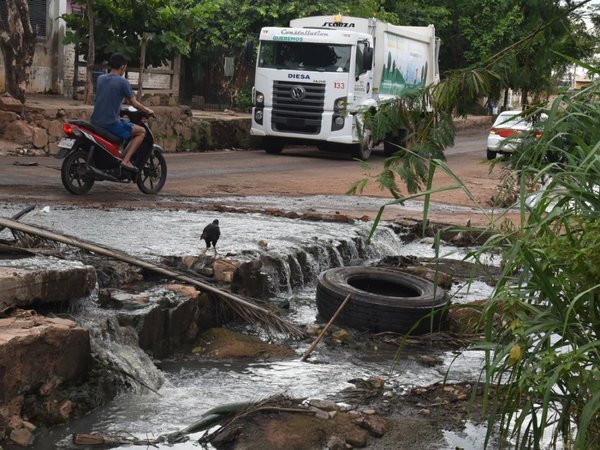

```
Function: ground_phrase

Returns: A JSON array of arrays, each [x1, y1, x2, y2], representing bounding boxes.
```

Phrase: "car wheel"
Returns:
[[487, 149, 497, 160], [316, 267, 449, 334]]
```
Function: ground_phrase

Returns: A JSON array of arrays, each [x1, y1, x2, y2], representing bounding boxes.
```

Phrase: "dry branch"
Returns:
[[0, 217, 305, 338]]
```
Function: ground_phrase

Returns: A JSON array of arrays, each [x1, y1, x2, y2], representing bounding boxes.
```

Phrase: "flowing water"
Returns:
[[0, 203, 495, 449]]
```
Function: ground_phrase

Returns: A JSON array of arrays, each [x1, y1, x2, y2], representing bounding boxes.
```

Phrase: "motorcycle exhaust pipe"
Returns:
[[88, 165, 122, 182]]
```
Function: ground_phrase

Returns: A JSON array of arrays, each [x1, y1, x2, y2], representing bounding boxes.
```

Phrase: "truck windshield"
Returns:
[[258, 41, 351, 73]]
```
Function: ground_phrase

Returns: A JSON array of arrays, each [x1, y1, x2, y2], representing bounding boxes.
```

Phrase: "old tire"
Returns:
[[316, 267, 448, 334]]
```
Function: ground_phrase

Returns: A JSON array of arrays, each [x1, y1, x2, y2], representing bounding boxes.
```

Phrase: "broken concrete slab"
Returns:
[[0, 256, 97, 310], [0, 313, 90, 438]]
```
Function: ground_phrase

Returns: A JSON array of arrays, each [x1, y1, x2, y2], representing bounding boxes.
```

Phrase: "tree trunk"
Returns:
[[84, 0, 95, 104], [137, 32, 149, 100], [0, 0, 36, 103], [520, 88, 529, 109]]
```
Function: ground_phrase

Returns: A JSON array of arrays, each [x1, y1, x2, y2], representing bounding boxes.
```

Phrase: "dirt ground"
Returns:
[[0, 125, 517, 230]]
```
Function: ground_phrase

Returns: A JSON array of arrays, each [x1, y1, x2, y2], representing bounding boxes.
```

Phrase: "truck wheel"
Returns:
[[263, 138, 284, 155], [383, 130, 407, 156], [351, 127, 373, 160], [487, 149, 497, 160]]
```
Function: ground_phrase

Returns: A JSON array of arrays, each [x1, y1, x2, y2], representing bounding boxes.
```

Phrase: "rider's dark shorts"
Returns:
[[106, 119, 134, 140]]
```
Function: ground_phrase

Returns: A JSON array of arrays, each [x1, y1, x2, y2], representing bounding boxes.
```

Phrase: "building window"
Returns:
[[0, 0, 47, 38]]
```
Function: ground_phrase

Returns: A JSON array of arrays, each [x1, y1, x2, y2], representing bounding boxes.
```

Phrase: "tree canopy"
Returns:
[[58, 0, 598, 100]]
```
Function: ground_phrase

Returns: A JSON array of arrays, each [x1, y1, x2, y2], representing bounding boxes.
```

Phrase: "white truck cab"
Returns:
[[251, 15, 439, 160]]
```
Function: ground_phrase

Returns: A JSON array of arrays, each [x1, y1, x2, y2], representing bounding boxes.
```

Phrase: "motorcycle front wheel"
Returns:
[[137, 149, 167, 194], [61, 149, 95, 195]]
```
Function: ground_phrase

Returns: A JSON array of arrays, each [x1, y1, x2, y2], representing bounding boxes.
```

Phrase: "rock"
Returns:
[[194, 328, 295, 360], [0, 93, 24, 114], [344, 427, 368, 447], [213, 259, 239, 283], [9, 428, 34, 446], [182, 255, 200, 268], [47, 120, 64, 138], [114, 284, 224, 358], [331, 328, 352, 344], [405, 265, 453, 289], [308, 399, 338, 411], [2, 121, 33, 144], [326, 435, 346, 450], [417, 355, 443, 367], [355, 415, 387, 437], [310, 407, 330, 420], [32, 127, 49, 149], [447, 300, 487, 335], [98, 289, 150, 310], [0, 111, 20, 133]]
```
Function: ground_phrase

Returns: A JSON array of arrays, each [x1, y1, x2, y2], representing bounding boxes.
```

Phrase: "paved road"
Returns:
[[0, 127, 505, 226]]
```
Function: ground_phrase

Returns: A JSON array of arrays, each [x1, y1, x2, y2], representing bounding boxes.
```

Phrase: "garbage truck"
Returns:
[[250, 15, 440, 160]]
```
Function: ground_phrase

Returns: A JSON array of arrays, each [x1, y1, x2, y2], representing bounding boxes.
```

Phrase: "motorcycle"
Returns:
[[55, 107, 167, 195]]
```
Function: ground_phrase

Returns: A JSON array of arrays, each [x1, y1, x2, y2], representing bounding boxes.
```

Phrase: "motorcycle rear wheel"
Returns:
[[137, 148, 167, 194], [61, 149, 95, 195]]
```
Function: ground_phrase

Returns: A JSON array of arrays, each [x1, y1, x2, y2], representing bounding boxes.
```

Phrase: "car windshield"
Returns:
[[494, 113, 527, 128], [258, 41, 351, 73]]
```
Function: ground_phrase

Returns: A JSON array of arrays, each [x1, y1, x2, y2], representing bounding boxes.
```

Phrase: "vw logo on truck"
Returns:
[[290, 86, 306, 101]]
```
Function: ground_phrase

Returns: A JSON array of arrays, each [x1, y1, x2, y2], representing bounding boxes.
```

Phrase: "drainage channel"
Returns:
[[0, 203, 495, 450]]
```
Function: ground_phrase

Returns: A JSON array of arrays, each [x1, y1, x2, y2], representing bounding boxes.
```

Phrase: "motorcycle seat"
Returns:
[[69, 120, 124, 145]]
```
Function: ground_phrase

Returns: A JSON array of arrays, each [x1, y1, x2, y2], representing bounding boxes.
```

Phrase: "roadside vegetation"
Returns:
[[344, 0, 600, 446], [357, 37, 600, 450], [475, 73, 600, 449]]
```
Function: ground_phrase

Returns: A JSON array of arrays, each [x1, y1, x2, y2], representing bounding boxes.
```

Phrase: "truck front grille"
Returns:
[[272, 81, 325, 134]]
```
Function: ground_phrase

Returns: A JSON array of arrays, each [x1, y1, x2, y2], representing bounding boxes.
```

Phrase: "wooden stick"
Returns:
[[0, 205, 35, 234], [0, 217, 304, 338], [301, 293, 351, 362]]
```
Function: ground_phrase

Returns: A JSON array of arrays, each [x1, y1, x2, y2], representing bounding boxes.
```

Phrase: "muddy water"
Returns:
[[0, 203, 494, 449]]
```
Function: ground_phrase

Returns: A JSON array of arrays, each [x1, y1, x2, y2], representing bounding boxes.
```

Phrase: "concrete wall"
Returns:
[[0, 99, 256, 155]]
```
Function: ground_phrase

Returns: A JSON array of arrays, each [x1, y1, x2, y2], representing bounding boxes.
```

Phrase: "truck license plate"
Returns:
[[58, 138, 76, 149]]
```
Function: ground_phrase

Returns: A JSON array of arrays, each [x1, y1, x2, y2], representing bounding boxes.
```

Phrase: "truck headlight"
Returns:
[[254, 108, 263, 125], [255, 92, 265, 106], [334, 97, 347, 112]]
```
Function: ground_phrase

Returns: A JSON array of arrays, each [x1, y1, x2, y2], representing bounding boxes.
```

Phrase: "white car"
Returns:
[[486, 110, 543, 160]]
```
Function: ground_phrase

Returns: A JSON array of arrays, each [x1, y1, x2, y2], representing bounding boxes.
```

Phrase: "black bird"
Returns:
[[201, 219, 220, 256]]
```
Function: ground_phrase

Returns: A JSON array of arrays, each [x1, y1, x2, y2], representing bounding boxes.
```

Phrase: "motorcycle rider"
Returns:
[[90, 53, 154, 172]]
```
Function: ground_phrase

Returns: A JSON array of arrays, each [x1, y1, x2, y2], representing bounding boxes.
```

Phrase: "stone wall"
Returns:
[[0, 94, 257, 155]]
